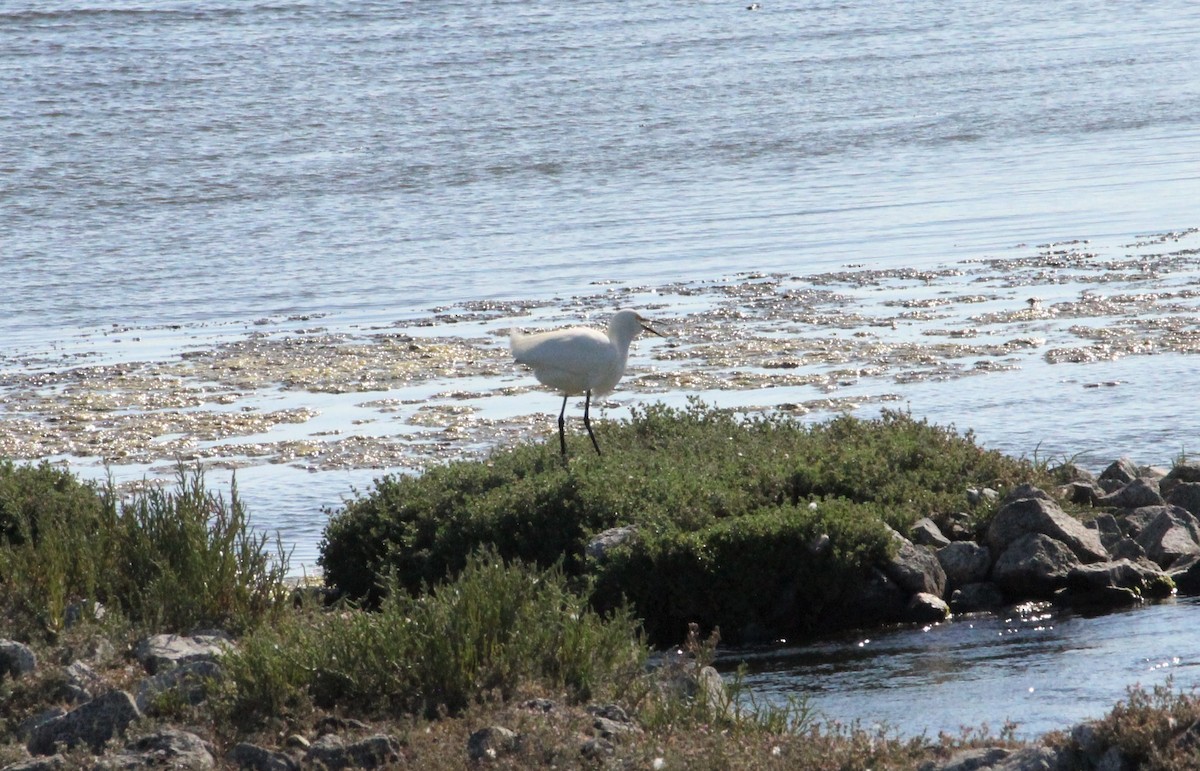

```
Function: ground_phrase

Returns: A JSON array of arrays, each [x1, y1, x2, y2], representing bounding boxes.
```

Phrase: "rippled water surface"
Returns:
[[725, 598, 1200, 739], [4, 0, 1200, 738]]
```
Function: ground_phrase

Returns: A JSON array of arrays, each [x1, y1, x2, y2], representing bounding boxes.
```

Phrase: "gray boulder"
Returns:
[[1098, 458, 1140, 492], [61, 661, 104, 705], [1160, 461, 1200, 497], [229, 743, 300, 771], [135, 633, 231, 675], [1059, 559, 1174, 609], [992, 532, 1082, 598], [937, 511, 977, 542], [27, 690, 141, 756], [586, 526, 637, 560], [467, 726, 520, 762], [136, 659, 223, 714], [304, 734, 402, 770], [883, 527, 947, 597], [0, 640, 38, 679], [830, 567, 907, 627], [918, 747, 1012, 770], [937, 541, 992, 588], [1097, 478, 1164, 509], [950, 582, 1005, 613], [987, 495, 1108, 564], [1086, 514, 1125, 552], [1166, 482, 1200, 519], [910, 517, 951, 548], [1133, 506, 1200, 568], [1170, 554, 1200, 595], [1066, 481, 1103, 506], [95, 729, 214, 770], [904, 592, 951, 623]]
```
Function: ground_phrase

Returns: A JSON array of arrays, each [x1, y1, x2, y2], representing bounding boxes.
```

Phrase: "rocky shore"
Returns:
[[853, 458, 1200, 631]]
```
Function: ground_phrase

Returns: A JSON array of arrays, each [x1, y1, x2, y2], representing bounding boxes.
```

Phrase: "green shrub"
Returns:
[[320, 403, 1038, 644], [0, 462, 288, 637], [111, 469, 290, 634], [220, 550, 647, 723]]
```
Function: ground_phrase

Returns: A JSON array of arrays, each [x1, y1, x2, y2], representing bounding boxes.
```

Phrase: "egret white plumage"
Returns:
[[510, 309, 661, 457]]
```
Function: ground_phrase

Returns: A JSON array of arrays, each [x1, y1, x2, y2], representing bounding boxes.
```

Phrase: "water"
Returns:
[[4, 0, 1200, 738], [725, 598, 1200, 740]]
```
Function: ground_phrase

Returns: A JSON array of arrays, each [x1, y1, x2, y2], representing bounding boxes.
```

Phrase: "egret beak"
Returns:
[[637, 315, 663, 337]]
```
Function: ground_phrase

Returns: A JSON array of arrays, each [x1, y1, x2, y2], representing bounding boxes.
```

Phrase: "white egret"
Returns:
[[510, 309, 661, 457]]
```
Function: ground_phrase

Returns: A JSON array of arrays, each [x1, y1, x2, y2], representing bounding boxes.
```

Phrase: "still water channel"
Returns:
[[720, 597, 1200, 739]]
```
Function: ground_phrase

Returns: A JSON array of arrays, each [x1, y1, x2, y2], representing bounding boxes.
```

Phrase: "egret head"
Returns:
[[609, 309, 662, 342]]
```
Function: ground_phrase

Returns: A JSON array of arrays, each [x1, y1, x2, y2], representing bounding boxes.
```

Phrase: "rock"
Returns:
[[992, 745, 1068, 770], [986, 495, 1108, 564], [136, 659, 223, 714], [950, 582, 1005, 613], [229, 742, 301, 771], [1168, 554, 1200, 595], [1086, 514, 1125, 552], [904, 592, 950, 623], [0, 757, 67, 771], [316, 715, 371, 736], [1160, 462, 1200, 497], [467, 726, 520, 762], [61, 661, 104, 705], [937, 511, 977, 542], [580, 738, 615, 760], [96, 729, 215, 770], [807, 532, 831, 556], [304, 734, 402, 769], [937, 541, 992, 588], [27, 690, 141, 756], [1057, 559, 1163, 609], [1166, 482, 1200, 518], [1133, 506, 1200, 567], [832, 567, 907, 626], [883, 527, 947, 597], [522, 698, 556, 713], [0, 640, 38, 679], [656, 661, 727, 714], [1116, 507, 1161, 538], [63, 599, 105, 629], [910, 517, 951, 548], [918, 746, 1011, 770], [1066, 481, 1103, 506], [1001, 483, 1054, 505], [967, 487, 999, 508], [587, 703, 633, 724], [1051, 462, 1098, 484], [992, 533, 1083, 598], [17, 709, 66, 742], [1098, 458, 1140, 492], [1097, 478, 1164, 509], [135, 633, 231, 675], [586, 526, 637, 560]]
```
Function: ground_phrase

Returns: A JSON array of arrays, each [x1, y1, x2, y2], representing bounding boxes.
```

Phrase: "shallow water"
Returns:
[[724, 598, 1200, 740]]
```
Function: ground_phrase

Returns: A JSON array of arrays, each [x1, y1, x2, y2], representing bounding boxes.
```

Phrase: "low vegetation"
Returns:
[[321, 402, 1044, 642], [1, 408, 1198, 768]]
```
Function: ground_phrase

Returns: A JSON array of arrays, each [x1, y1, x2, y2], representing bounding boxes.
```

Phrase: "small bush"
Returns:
[[220, 550, 647, 723], [111, 469, 290, 634], [0, 462, 288, 637], [320, 403, 1039, 644]]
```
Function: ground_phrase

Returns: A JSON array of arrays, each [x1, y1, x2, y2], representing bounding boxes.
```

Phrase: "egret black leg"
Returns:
[[583, 389, 602, 455], [558, 393, 569, 458]]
